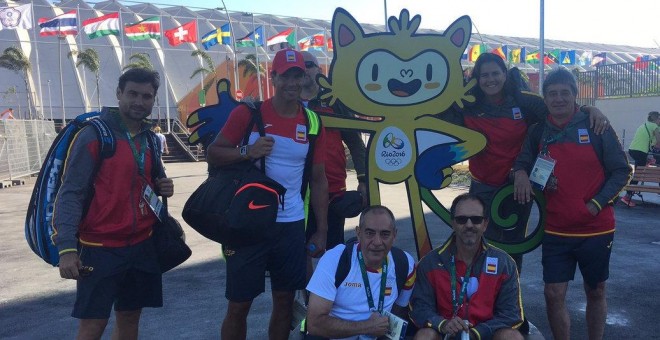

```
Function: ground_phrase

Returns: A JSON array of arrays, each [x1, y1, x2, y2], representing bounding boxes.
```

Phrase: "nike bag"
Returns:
[[153, 198, 192, 273], [182, 160, 285, 246]]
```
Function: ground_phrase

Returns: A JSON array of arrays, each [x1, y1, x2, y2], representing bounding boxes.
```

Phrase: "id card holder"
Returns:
[[382, 309, 408, 340], [142, 185, 164, 221], [529, 154, 556, 190]]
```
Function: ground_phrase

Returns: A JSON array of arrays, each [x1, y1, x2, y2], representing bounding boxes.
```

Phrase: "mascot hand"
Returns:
[[415, 144, 459, 190], [186, 79, 239, 148]]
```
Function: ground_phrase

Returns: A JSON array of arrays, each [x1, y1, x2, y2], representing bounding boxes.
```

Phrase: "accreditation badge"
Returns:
[[142, 184, 163, 221], [512, 107, 523, 120], [382, 309, 408, 340], [529, 154, 556, 190]]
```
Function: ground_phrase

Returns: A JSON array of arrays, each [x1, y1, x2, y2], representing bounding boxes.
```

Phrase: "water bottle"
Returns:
[[460, 320, 470, 340]]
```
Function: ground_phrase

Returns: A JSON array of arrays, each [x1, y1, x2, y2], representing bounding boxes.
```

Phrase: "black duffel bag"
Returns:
[[153, 198, 192, 273], [182, 160, 285, 246]]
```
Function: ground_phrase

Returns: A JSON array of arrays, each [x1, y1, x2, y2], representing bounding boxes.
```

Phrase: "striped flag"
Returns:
[[125, 16, 160, 41], [38, 10, 77, 37], [82, 12, 119, 39], [267, 28, 296, 51]]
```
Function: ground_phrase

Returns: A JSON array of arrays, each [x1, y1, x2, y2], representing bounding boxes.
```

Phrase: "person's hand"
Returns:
[[513, 170, 534, 203], [441, 317, 471, 336], [307, 230, 327, 258], [586, 201, 599, 216], [155, 178, 174, 197], [248, 136, 275, 159], [59, 252, 82, 280], [586, 106, 610, 135], [357, 182, 368, 208], [365, 312, 390, 337]]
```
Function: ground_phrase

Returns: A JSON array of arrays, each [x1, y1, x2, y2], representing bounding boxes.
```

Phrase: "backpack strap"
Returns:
[[243, 101, 266, 172], [334, 242, 354, 288], [86, 117, 116, 160]]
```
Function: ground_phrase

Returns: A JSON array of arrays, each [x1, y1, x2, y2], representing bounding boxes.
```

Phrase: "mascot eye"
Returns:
[[426, 64, 432, 81], [372, 64, 379, 81]]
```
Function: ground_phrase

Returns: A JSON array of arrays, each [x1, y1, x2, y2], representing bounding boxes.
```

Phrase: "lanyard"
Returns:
[[117, 115, 147, 175], [357, 248, 388, 313], [449, 255, 474, 317]]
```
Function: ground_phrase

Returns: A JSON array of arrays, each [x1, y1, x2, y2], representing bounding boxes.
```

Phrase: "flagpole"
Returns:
[[31, 2, 45, 119], [58, 29, 66, 123], [219, 1, 239, 93], [159, 15, 171, 133], [263, 51, 271, 98], [119, 8, 126, 67], [539, 0, 545, 90], [77, 6, 90, 112], [250, 14, 263, 101]]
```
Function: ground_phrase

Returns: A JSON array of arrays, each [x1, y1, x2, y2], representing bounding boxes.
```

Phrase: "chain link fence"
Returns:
[[0, 120, 56, 181]]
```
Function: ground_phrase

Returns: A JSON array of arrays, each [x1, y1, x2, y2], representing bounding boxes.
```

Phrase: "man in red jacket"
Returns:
[[54, 68, 174, 340], [513, 68, 631, 340]]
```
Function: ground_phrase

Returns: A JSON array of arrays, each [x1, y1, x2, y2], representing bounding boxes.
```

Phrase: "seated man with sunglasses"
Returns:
[[410, 193, 523, 340]]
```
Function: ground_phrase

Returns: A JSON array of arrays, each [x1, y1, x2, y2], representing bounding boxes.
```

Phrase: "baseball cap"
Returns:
[[272, 49, 305, 75], [329, 191, 364, 218]]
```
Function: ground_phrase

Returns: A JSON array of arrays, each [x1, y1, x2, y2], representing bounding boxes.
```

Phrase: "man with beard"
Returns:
[[410, 194, 523, 340], [207, 49, 329, 340], [53, 68, 174, 340]]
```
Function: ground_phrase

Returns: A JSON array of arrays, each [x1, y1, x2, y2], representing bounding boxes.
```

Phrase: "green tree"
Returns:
[[190, 49, 216, 98], [237, 53, 265, 78], [0, 46, 34, 118], [122, 52, 154, 71], [68, 48, 101, 109]]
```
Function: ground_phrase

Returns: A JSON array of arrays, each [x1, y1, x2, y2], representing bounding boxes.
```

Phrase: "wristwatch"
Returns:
[[239, 145, 249, 159]]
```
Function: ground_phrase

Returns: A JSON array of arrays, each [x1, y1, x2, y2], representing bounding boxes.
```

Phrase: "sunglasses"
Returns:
[[453, 216, 485, 225], [304, 61, 318, 69]]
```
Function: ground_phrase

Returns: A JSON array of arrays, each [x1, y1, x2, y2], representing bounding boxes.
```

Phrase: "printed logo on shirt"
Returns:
[[296, 124, 307, 142], [578, 129, 590, 143], [344, 282, 362, 288], [264, 124, 273, 129], [485, 256, 498, 274], [512, 107, 523, 120], [385, 286, 393, 296]]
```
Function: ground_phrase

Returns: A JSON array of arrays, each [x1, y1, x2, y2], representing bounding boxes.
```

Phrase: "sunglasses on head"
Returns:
[[304, 61, 318, 69], [453, 215, 485, 224]]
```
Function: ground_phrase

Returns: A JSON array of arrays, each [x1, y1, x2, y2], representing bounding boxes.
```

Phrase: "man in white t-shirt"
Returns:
[[1, 108, 15, 120], [306, 205, 416, 339]]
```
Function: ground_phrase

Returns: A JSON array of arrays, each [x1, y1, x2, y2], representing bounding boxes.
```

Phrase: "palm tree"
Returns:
[[237, 54, 265, 78], [190, 49, 215, 103], [122, 52, 154, 71], [68, 48, 101, 109], [0, 46, 33, 118]]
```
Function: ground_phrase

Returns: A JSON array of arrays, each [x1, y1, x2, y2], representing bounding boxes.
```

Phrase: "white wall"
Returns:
[[596, 96, 660, 150]]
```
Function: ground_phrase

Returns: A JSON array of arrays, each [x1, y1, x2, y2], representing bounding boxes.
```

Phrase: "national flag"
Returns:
[[384, 287, 393, 296], [82, 12, 119, 39], [0, 4, 33, 30], [491, 45, 506, 60], [236, 26, 264, 48], [578, 51, 592, 66], [469, 44, 486, 62], [164, 20, 197, 46], [560, 50, 576, 65], [526, 51, 540, 64], [545, 49, 560, 64], [38, 10, 77, 36], [267, 28, 296, 51], [125, 16, 160, 40], [591, 52, 606, 67], [509, 48, 522, 63], [219, 23, 231, 45], [309, 33, 325, 50], [327, 37, 333, 52], [298, 35, 311, 51], [634, 55, 650, 70], [201, 29, 220, 50]]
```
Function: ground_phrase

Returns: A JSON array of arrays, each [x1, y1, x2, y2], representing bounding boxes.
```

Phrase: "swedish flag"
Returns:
[[201, 24, 231, 50]]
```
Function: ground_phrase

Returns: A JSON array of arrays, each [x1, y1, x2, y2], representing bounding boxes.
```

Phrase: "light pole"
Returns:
[[217, 3, 240, 93], [539, 0, 545, 91], [243, 12, 263, 101], [47, 80, 53, 120]]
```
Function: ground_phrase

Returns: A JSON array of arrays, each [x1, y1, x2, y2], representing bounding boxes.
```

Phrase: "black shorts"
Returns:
[[542, 233, 614, 289], [305, 204, 346, 250], [224, 220, 306, 302], [73, 238, 163, 319]]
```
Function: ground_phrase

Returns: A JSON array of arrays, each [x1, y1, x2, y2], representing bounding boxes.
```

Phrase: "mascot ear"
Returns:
[[332, 7, 364, 48], [445, 15, 472, 50]]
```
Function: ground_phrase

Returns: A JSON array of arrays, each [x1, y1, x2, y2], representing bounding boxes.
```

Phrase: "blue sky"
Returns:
[[151, 0, 658, 48]]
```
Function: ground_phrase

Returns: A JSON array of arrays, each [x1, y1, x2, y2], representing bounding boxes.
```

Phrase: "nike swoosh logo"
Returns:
[[263, 124, 273, 128], [248, 201, 270, 210]]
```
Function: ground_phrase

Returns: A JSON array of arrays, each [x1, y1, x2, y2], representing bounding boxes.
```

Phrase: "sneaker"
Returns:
[[620, 196, 636, 207]]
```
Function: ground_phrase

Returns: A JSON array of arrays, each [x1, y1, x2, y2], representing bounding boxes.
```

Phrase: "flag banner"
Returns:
[[236, 26, 264, 48], [491, 45, 506, 60], [267, 28, 296, 52], [468, 44, 486, 62], [0, 4, 33, 30], [560, 50, 576, 65], [220, 23, 231, 45], [165, 20, 197, 46], [125, 16, 160, 41], [327, 37, 333, 52], [526, 51, 540, 64], [591, 52, 606, 66], [309, 33, 325, 50], [545, 49, 560, 64], [298, 35, 311, 51], [578, 51, 592, 66], [82, 12, 119, 39], [634, 55, 650, 70], [509, 48, 522, 63], [201, 28, 220, 50], [39, 10, 77, 36]]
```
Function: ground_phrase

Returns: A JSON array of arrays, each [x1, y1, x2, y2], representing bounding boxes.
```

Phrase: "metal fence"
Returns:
[[575, 58, 660, 105], [0, 120, 56, 181]]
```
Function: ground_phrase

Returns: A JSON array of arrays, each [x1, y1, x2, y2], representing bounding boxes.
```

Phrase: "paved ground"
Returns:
[[1, 162, 659, 339]]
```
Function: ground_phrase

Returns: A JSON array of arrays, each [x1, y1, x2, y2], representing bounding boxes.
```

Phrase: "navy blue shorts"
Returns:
[[542, 233, 614, 289], [73, 238, 163, 319], [224, 220, 306, 302]]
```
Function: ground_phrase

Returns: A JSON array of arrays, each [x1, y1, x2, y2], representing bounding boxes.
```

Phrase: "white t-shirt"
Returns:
[[156, 133, 167, 153], [306, 243, 416, 340]]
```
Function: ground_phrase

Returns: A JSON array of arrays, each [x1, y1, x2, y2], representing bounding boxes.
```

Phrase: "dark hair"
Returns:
[[469, 52, 508, 102], [118, 68, 160, 93], [648, 111, 659, 122], [449, 193, 488, 219], [359, 205, 396, 230], [542, 67, 577, 96]]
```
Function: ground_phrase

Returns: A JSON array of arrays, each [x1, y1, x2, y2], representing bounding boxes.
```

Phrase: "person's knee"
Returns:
[[78, 318, 109, 340], [544, 283, 567, 304], [413, 327, 442, 340], [226, 300, 253, 319], [272, 290, 295, 307], [585, 281, 606, 300], [493, 328, 524, 340]]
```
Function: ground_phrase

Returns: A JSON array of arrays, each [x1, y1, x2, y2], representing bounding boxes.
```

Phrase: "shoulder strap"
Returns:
[[587, 126, 604, 168], [86, 117, 116, 160], [529, 121, 545, 152], [390, 246, 409, 297], [243, 101, 266, 172], [335, 242, 354, 288]]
